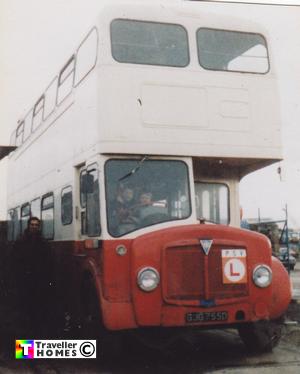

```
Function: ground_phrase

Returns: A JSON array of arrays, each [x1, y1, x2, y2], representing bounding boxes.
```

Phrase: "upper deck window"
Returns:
[[75, 28, 98, 86], [197, 28, 269, 74], [32, 95, 45, 132], [44, 77, 58, 120], [111, 19, 189, 67], [57, 56, 75, 104], [15, 122, 24, 146], [23, 109, 33, 142]]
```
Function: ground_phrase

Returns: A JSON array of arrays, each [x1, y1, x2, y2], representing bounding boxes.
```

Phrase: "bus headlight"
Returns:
[[137, 267, 160, 292], [253, 265, 272, 288]]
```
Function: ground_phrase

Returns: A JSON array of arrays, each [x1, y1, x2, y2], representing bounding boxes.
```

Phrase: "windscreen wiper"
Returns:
[[118, 155, 148, 182]]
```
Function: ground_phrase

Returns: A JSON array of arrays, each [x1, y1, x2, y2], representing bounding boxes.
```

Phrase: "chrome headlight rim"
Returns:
[[252, 264, 272, 288], [137, 267, 160, 292]]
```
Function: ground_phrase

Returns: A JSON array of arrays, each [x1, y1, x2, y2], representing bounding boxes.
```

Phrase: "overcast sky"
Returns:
[[1, 0, 300, 227]]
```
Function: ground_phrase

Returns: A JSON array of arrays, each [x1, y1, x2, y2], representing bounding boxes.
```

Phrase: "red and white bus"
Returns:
[[3, 0, 291, 353]]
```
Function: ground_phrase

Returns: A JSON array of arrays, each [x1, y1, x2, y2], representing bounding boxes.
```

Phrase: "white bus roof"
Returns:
[[8, 0, 282, 174]]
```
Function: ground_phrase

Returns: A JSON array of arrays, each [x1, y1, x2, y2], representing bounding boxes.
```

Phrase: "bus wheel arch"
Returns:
[[269, 256, 292, 318], [79, 271, 104, 336], [80, 271, 125, 357]]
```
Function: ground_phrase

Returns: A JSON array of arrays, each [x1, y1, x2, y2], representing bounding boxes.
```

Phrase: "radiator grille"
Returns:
[[164, 244, 248, 303]]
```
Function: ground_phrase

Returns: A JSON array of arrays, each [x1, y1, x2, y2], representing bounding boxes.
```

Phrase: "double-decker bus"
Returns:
[[2, 0, 291, 353]]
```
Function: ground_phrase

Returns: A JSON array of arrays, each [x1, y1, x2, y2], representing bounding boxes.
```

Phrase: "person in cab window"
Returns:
[[134, 191, 169, 227], [135, 192, 153, 219], [13, 217, 54, 337], [139, 192, 153, 207], [111, 186, 139, 235]]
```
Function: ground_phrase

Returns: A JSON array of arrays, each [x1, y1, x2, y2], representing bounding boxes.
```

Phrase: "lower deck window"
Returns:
[[41, 193, 54, 239], [31, 198, 41, 219], [21, 203, 30, 233], [195, 182, 229, 225], [7, 209, 20, 241], [61, 186, 73, 225]]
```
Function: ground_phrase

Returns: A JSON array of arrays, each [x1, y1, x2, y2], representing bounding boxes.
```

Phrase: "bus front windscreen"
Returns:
[[105, 159, 191, 237]]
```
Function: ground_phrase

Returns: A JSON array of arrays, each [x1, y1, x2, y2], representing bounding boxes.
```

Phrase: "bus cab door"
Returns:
[[78, 163, 101, 238]]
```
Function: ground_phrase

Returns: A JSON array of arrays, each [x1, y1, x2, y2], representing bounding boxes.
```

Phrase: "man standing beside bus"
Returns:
[[13, 217, 54, 337]]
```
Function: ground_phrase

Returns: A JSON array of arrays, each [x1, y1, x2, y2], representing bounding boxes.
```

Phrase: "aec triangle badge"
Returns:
[[199, 239, 213, 255]]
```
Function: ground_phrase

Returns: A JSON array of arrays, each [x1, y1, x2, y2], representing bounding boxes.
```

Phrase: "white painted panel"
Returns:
[[142, 84, 208, 128]]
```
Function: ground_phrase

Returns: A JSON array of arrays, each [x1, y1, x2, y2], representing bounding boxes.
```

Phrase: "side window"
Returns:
[[197, 28, 269, 74], [7, 210, 14, 241], [80, 165, 101, 236], [44, 77, 58, 120], [74, 28, 98, 86], [41, 193, 54, 239], [111, 19, 189, 67], [61, 186, 73, 225], [12, 207, 21, 240], [32, 95, 45, 132], [86, 166, 101, 236], [21, 203, 31, 233], [57, 56, 75, 105], [80, 170, 87, 235], [31, 198, 41, 219], [23, 109, 33, 142], [194, 182, 230, 225], [10, 130, 16, 146], [80, 170, 87, 209], [15, 122, 24, 146]]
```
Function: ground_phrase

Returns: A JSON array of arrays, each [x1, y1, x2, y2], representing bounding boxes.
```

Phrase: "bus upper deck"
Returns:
[[9, 0, 281, 169]]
